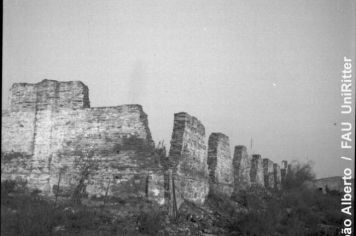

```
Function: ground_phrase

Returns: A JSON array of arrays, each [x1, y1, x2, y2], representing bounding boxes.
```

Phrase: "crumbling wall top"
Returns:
[[173, 112, 205, 136], [9, 79, 90, 111]]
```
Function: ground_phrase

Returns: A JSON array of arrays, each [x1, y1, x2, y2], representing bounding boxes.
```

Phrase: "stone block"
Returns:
[[9, 79, 90, 112]]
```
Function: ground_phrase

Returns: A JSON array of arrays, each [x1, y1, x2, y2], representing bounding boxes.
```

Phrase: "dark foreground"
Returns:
[[1, 178, 345, 236]]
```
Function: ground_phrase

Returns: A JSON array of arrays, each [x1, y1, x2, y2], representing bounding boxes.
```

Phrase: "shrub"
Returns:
[[1, 180, 16, 196], [207, 191, 239, 218], [1, 193, 60, 236], [136, 207, 165, 235], [283, 161, 316, 190], [228, 162, 344, 236]]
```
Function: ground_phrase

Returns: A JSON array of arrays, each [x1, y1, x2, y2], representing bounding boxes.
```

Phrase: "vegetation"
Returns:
[[1, 179, 166, 236], [282, 161, 316, 190], [226, 161, 344, 236], [1, 161, 346, 236]]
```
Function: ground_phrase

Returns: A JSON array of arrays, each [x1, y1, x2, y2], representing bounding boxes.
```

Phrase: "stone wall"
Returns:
[[250, 154, 264, 187], [168, 112, 209, 206], [8, 83, 37, 111], [273, 163, 281, 190], [2, 79, 291, 208], [232, 146, 251, 193], [50, 105, 156, 199], [9, 80, 90, 112], [263, 158, 275, 189], [1, 110, 36, 154], [2, 105, 158, 199], [207, 133, 233, 196], [1, 80, 163, 202]]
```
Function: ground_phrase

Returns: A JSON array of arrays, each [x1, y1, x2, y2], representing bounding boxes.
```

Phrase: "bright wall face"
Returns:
[[169, 112, 209, 205]]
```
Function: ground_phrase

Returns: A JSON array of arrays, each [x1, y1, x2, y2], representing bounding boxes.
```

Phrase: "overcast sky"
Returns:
[[3, 0, 355, 178]]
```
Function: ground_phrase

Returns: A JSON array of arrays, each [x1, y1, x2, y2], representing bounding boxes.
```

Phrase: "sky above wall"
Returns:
[[3, 0, 355, 178]]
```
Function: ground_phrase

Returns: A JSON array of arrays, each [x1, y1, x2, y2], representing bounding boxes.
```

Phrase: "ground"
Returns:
[[1, 180, 346, 236]]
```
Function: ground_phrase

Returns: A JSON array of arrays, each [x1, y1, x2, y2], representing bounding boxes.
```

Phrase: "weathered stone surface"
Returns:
[[207, 133, 233, 196], [2, 80, 160, 202], [147, 171, 166, 205], [233, 146, 251, 193], [9, 79, 90, 112], [263, 159, 274, 189], [2, 79, 291, 206], [250, 154, 264, 187], [273, 163, 281, 190], [168, 112, 209, 206], [1, 110, 36, 154]]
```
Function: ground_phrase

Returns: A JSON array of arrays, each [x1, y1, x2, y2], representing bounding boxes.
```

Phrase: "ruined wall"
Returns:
[[2, 105, 158, 198], [207, 133, 233, 196], [8, 80, 90, 112], [263, 159, 275, 189], [2, 79, 91, 166], [1, 80, 163, 202], [2, 79, 292, 207], [273, 163, 281, 190], [250, 154, 264, 187], [168, 112, 209, 206], [233, 146, 251, 193], [50, 106, 156, 198]]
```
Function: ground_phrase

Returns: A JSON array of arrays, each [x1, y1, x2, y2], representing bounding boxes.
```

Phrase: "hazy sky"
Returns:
[[3, 0, 355, 178]]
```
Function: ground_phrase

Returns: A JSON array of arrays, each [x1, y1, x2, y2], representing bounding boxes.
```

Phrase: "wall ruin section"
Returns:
[[273, 163, 281, 190], [2, 80, 161, 202], [8, 79, 90, 112], [207, 133, 233, 196], [263, 158, 275, 189], [250, 154, 264, 187], [168, 112, 209, 207], [232, 146, 251, 194], [2, 79, 291, 208]]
